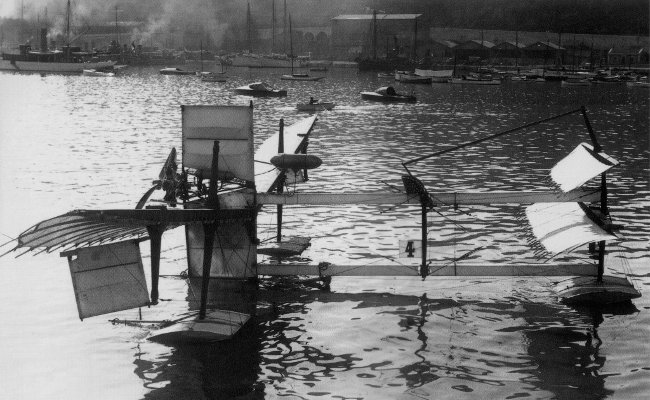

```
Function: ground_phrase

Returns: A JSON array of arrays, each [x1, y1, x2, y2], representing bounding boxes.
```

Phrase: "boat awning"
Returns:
[[525, 202, 617, 254], [550, 142, 618, 192], [8, 208, 255, 255]]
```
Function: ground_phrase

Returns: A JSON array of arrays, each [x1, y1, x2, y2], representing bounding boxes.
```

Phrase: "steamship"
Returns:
[[0, 29, 116, 74]]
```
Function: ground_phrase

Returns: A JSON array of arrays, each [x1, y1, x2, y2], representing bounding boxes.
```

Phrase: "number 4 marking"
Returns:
[[405, 241, 415, 257]]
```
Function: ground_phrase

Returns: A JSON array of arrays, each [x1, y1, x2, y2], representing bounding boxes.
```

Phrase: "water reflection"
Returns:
[[130, 279, 638, 399]]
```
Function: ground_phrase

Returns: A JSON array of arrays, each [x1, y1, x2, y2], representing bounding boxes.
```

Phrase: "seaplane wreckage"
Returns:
[[2, 103, 641, 342]]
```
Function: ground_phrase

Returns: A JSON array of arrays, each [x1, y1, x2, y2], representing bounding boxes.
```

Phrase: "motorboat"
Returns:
[[296, 99, 335, 111], [159, 67, 196, 75], [82, 69, 115, 77], [360, 86, 416, 102], [281, 73, 324, 81], [234, 82, 287, 97], [561, 78, 591, 87]]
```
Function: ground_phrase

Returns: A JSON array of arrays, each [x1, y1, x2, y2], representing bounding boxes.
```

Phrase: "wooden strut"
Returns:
[[581, 107, 607, 283], [146, 224, 164, 304], [277, 118, 284, 242], [420, 202, 428, 279], [199, 140, 220, 320]]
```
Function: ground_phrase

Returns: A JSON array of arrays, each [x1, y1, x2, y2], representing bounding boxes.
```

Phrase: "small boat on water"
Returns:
[[159, 67, 196, 75], [281, 73, 324, 81], [394, 71, 432, 84], [199, 71, 227, 82], [561, 78, 591, 87], [234, 82, 287, 97], [82, 69, 115, 77], [360, 86, 416, 102], [296, 99, 335, 111], [377, 72, 393, 78], [413, 68, 453, 83], [626, 80, 650, 88], [451, 73, 501, 85]]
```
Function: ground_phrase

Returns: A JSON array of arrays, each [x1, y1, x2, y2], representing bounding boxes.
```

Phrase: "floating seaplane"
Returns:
[[2, 104, 640, 342]]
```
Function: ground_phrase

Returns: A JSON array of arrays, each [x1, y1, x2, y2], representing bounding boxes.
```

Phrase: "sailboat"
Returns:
[[230, 2, 307, 68], [281, 16, 323, 81], [2, 105, 641, 342]]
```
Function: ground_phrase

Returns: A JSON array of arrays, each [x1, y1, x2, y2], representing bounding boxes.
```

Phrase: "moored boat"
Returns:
[[82, 69, 116, 77], [199, 71, 227, 82], [394, 71, 432, 84], [296, 99, 335, 111], [413, 68, 453, 83], [360, 86, 416, 102], [561, 78, 591, 86], [281, 73, 324, 81], [1, 43, 116, 74], [160, 67, 196, 75], [234, 82, 287, 97], [451, 74, 501, 85]]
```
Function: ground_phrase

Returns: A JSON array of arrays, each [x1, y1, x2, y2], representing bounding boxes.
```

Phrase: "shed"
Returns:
[[453, 39, 495, 61]]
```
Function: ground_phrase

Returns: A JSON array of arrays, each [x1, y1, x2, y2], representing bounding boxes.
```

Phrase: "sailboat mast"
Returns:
[[115, 6, 119, 45], [272, 0, 276, 53], [66, 0, 71, 46], [289, 15, 293, 73], [515, 30, 519, 68], [412, 16, 417, 62], [372, 10, 377, 60], [283, 0, 287, 53], [246, 2, 252, 52]]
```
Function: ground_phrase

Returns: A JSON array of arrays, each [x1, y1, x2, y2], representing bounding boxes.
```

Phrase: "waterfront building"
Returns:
[[453, 39, 495, 62]]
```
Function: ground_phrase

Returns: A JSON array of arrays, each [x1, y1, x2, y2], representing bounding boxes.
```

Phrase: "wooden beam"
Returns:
[[256, 262, 598, 277], [256, 189, 600, 206]]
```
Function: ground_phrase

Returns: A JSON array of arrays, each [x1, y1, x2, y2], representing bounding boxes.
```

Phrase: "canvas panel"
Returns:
[[525, 202, 617, 254], [66, 241, 150, 320], [550, 142, 618, 192], [182, 105, 254, 181]]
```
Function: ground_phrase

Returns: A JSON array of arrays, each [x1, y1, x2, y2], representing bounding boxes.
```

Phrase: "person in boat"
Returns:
[[309, 97, 316, 104]]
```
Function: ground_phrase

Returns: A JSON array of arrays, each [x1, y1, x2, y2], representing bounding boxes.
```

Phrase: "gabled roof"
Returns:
[[332, 14, 422, 21], [432, 40, 457, 48], [494, 41, 526, 50], [608, 47, 648, 55], [455, 39, 496, 49], [526, 41, 565, 51]]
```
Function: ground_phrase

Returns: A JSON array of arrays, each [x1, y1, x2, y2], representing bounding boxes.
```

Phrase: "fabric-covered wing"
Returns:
[[9, 208, 255, 255], [550, 142, 618, 192], [525, 202, 617, 254], [14, 211, 155, 254]]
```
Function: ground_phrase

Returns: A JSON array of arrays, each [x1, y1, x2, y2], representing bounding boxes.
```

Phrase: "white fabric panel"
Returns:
[[67, 241, 149, 320], [550, 142, 618, 192], [525, 202, 617, 254], [182, 105, 254, 181]]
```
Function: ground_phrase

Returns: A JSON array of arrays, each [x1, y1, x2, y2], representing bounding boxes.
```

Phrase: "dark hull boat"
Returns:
[[361, 86, 416, 102], [234, 82, 287, 97]]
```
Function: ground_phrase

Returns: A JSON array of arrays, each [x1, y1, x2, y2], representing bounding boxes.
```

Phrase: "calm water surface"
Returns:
[[0, 67, 648, 399]]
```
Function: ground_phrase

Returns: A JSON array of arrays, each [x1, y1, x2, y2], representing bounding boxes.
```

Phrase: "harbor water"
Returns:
[[0, 67, 648, 399]]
